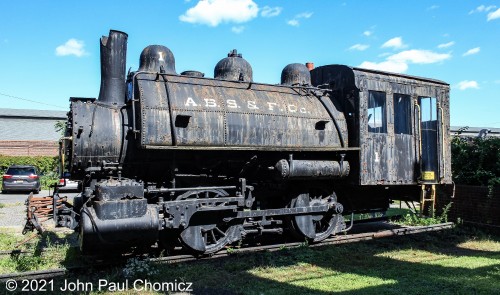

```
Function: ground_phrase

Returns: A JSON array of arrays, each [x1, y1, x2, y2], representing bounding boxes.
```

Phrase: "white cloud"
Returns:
[[360, 49, 450, 73], [296, 12, 313, 19], [463, 47, 480, 56], [363, 30, 372, 37], [231, 26, 245, 34], [55, 39, 87, 57], [495, 80, 500, 84], [388, 49, 451, 64], [469, 5, 496, 14], [437, 41, 455, 49], [378, 52, 392, 58], [456, 80, 479, 90], [487, 8, 500, 21], [428, 5, 439, 10], [359, 60, 408, 73], [349, 44, 369, 51], [287, 12, 313, 27], [381, 37, 407, 50], [179, 0, 258, 27], [261, 6, 282, 18]]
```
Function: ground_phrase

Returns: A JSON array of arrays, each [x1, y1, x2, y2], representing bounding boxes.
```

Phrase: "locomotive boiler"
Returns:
[[28, 30, 452, 254]]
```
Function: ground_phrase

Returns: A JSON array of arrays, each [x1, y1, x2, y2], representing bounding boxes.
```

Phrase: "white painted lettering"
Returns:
[[267, 102, 278, 111], [204, 98, 217, 107], [248, 101, 259, 109], [288, 104, 297, 112], [227, 99, 238, 108], [185, 97, 198, 107]]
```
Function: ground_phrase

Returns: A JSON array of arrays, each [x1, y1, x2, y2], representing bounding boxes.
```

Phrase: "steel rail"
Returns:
[[151, 222, 454, 264]]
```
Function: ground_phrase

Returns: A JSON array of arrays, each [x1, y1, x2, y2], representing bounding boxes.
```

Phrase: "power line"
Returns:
[[0, 92, 66, 109]]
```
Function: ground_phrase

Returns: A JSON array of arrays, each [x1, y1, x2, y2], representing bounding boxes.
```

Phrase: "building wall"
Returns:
[[0, 140, 58, 157]]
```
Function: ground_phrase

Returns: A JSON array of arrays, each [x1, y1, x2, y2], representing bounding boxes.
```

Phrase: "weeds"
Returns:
[[122, 257, 158, 279], [0, 230, 74, 273], [397, 202, 453, 226]]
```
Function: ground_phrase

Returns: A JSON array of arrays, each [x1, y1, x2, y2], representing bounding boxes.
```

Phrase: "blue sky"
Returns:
[[0, 0, 499, 127]]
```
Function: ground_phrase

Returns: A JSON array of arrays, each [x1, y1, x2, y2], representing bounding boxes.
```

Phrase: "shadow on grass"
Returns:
[[148, 225, 500, 295]]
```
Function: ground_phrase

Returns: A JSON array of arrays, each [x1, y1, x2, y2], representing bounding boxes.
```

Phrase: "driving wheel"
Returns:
[[178, 189, 242, 254], [289, 189, 344, 242]]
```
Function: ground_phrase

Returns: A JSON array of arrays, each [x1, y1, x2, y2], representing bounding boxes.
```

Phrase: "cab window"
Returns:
[[368, 91, 387, 133], [420, 97, 437, 122], [394, 93, 412, 134]]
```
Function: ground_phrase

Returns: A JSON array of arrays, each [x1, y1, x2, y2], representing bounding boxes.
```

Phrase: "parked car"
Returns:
[[58, 178, 80, 191], [2, 165, 41, 194]]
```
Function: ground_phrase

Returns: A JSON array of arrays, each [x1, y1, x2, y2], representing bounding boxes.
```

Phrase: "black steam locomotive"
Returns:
[[39, 30, 452, 254]]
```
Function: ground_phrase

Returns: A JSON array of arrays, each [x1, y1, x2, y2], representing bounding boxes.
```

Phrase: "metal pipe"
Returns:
[[130, 70, 330, 95], [439, 103, 446, 180], [58, 136, 72, 179], [342, 213, 355, 232], [160, 73, 177, 146], [146, 185, 239, 193], [415, 100, 422, 180], [318, 96, 346, 147]]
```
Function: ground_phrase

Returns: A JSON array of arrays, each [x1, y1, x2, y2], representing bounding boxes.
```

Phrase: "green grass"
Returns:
[[0, 202, 22, 208], [1, 226, 498, 295], [0, 228, 78, 273]]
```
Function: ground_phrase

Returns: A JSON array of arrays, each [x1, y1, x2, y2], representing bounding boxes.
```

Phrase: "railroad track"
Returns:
[[0, 222, 453, 282], [0, 215, 402, 257]]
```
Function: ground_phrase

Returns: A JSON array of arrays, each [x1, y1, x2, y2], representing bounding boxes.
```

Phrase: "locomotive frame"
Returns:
[[25, 30, 452, 255]]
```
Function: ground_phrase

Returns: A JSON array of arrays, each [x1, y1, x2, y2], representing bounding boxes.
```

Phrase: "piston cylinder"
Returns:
[[79, 205, 159, 253]]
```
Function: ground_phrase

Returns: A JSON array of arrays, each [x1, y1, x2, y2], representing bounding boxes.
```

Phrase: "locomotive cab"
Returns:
[[311, 65, 452, 211]]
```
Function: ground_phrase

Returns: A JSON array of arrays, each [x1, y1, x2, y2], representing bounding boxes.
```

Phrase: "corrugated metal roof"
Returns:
[[0, 108, 66, 119], [450, 126, 500, 138]]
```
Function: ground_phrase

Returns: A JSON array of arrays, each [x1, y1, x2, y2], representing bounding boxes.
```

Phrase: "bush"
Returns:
[[0, 155, 59, 190], [451, 132, 500, 187]]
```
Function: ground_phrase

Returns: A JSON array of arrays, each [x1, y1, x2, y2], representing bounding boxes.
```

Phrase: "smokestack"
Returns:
[[98, 30, 128, 104], [305, 62, 314, 71]]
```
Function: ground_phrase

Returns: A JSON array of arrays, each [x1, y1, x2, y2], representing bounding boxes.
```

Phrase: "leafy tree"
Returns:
[[54, 120, 66, 136]]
